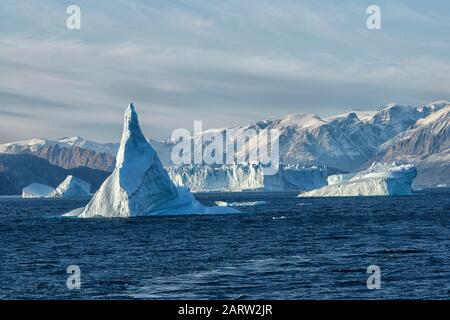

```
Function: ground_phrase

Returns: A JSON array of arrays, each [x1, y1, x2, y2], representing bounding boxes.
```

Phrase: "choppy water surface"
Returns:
[[0, 189, 448, 299]]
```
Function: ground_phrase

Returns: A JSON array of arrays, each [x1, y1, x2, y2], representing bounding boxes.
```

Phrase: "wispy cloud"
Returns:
[[0, 0, 449, 142]]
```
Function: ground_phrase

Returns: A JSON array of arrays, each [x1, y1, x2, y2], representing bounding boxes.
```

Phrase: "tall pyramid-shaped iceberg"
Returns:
[[78, 103, 238, 218]]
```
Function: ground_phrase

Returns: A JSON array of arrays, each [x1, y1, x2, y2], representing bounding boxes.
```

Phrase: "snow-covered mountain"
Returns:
[[0, 153, 109, 195], [0, 101, 446, 176], [0, 136, 171, 172], [0, 136, 118, 154], [0, 137, 117, 171], [370, 103, 450, 186], [187, 102, 443, 171]]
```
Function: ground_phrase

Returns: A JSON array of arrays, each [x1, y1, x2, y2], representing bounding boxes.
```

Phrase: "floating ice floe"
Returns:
[[215, 200, 267, 207], [68, 103, 240, 218], [22, 183, 55, 198], [299, 162, 417, 197]]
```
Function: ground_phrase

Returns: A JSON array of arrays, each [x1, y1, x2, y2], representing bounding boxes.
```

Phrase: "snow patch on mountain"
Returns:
[[325, 110, 377, 123], [56, 136, 119, 154], [0, 137, 118, 155], [280, 113, 326, 128]]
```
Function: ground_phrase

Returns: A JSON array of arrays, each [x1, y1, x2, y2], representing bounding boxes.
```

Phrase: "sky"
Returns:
[[0, 0, 450, 142]]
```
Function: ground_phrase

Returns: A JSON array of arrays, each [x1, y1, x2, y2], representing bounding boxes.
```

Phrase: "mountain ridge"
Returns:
[[0, 100, 448, 185], [369, 105, 450, 186], [0, 154, 109, 195]]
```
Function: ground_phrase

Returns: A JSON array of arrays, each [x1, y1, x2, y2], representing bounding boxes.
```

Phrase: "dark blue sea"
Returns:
[[0, 189, 449, 299]]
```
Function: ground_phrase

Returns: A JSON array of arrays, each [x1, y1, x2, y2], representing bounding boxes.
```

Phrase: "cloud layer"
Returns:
[[0, 0, 449, 142]]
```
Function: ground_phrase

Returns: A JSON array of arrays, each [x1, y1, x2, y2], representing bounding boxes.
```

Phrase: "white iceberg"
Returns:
[[49, 175, 91, 198], [326, 172, 358, 186], [75, 103, 239, 218], [22, 183, 55, 198], [299, 163, 417, 197], [215, 200, 266, 207]]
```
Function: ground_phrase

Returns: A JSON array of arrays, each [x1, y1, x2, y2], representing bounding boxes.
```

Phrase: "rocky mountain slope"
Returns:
[[370, 104, 450, 186], [0, 101, 447, 186], [0, 154, 109, 195], [0, 136, 171, 172], [32, 144, 116, 172], [187, 102, 445, 171]]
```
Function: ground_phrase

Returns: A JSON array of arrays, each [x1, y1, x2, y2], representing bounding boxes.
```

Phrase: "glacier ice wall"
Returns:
[[167, 164, 264, 192], [167, 164, 327, 192], [263, 164, 327, 191]]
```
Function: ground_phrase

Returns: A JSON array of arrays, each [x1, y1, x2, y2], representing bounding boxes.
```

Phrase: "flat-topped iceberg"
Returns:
[[74, 103, 239, 218], [299, 163, 417, 197], [22, 183, 55, 198], [49, 175, 91, 198]]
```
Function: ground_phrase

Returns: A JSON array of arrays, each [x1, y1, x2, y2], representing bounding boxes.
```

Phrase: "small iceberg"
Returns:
[[70, 103, 239, 218], [22, 183, 55, 198], [299, 163, 417, 197], [49, 175, 91, 198], [215, 200, 266, 207]]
